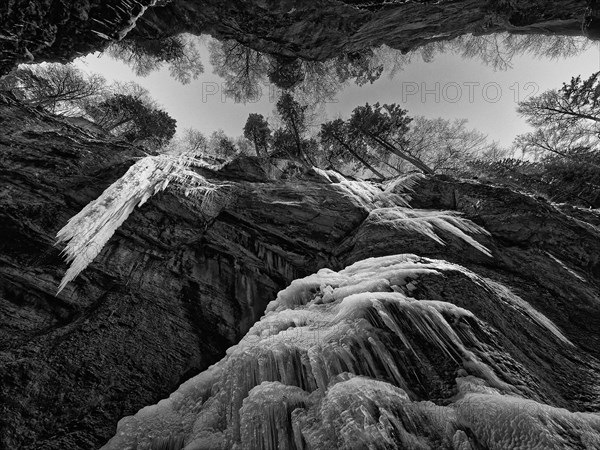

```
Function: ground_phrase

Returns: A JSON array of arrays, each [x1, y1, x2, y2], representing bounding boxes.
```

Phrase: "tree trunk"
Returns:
[[365, 131, 434, 175], [288, 119, 314, 168], [333, 134, 386, 180], [106, 116, 134, 132], [252, 137, 262, 157]]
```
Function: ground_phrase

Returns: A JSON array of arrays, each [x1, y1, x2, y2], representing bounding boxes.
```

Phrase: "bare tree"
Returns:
[[515, 71, 600, 158], [182, 128, 209, 154], [518, 73, 600, 128], [513, 124, 595, 160], [0, 63, 106, 115], [106, 34, 204, 84], [400, 117, 497, 172], [208, 39, 270, 103], [374, 33, 590, 76], [207, 130, 239, 159]]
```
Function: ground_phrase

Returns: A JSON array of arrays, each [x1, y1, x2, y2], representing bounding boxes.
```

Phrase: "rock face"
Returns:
[[0, 94, 363, 449], [0, 0, 592, 75], [0, 0, 159, 75], [2, 95, 600, 449]]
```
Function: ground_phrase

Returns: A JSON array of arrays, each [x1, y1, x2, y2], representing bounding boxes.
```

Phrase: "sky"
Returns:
[[74, 36, 600, 148]]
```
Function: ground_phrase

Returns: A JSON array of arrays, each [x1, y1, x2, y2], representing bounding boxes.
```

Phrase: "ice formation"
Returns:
[[101, 254, 598, 450], [55, 153, 229, 293], [365, 208, 492, 257], [309, 169, 492, 261], [311, 168, 424, 209], [55, 161, 485, 298]]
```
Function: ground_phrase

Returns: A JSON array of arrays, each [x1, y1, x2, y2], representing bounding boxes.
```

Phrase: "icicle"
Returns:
[[91, 30, 112, 40], [310, 167, 346, 184], [367, 207, 493, 257], [55, 153, 229, 293], [295, 376, 443, 450], [383, 173, 426, 195], [99, 0, 160, 41], [101, 254, 589, 450], [308, 167, 416, 209], [239, 382, 310, 450], [484, 278, 574, 347]]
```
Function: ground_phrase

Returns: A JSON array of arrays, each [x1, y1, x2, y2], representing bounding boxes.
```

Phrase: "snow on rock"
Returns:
[[101, 254, 599, 450]]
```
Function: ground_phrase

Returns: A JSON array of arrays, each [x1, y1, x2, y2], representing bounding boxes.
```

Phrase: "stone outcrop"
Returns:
[[0, 0, 593, 75], [1, 94, 600, 448]]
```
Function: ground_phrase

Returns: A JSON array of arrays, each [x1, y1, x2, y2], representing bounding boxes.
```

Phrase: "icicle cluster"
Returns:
[[92, 0, 159, 41], [55, 153, 229, 293], [312, 169, 424, 209], [310, 170, 492, 258], [102, 254, 596, 450], [56, 164, 488, 294], [366, 208, 492, 257]]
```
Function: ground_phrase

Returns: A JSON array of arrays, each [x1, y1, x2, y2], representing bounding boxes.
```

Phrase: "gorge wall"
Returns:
[[0, 0, 594, 75], [1, 92, 600, 448], [0, 93, 361, 449], [2, 1, 600, 449]]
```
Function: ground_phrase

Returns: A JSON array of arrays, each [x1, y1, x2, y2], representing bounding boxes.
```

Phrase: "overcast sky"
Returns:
[[74, 36, 600, 148]]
